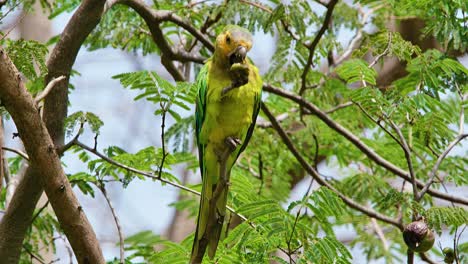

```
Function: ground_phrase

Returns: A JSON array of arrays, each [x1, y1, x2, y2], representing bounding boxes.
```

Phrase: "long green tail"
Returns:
[[190, 149, 232, 263]]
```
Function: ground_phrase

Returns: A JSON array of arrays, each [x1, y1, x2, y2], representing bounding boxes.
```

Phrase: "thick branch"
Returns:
[[0, 0, 108, 262], [117, 0, 211, 81], [263, 83, 468, 205], [0, 166, 42, 263], [262, 103, 403, 229], [0, 47, 105, 263], [45, 0, 108, 146]]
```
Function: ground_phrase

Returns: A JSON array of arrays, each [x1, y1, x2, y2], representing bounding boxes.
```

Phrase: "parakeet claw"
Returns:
[[221, 84, 235, 96], [225, 137, 242, 151]]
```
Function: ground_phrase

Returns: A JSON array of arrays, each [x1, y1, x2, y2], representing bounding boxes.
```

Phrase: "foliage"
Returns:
[[0, 0, 466, 263], [1, 39, 48, 80]]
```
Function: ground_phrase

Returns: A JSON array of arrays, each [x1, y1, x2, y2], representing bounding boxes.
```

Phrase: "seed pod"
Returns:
[[442, 247, 455, 264], [402, 220, 435, 252]]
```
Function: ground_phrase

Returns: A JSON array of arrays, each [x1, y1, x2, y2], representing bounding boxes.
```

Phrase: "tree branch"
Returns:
[[370, 217, 389, 251], [419, 133, 468, 199], [0, 166, 42, 263], [419, 252, 438, 264], [299, 0, 338, 95], [417, 97, 467, 201], [0, 46, 105, 263], [368, 32, 392, 68], [257, 102, 352, 129], [261, 103, 403, 229], [0, 0, 108, 262], [34, 76, 66, 104], [389, 120, 418, 199], [334, 4, 384, 66], [1, 146, 29, 161], [69, 139, 248, 223], [117, 0, 212, 81], [97, 183, 124, 264], [263, 83, 468, 205]]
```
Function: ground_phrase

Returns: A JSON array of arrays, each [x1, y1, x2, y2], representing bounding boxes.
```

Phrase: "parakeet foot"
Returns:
[[225, 137, 242, 151], [222, 63, 250, 96], [221, 84, 235, 96]]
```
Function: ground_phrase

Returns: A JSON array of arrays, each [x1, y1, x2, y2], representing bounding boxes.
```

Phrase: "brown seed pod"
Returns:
[[402, 220, 435, 253]]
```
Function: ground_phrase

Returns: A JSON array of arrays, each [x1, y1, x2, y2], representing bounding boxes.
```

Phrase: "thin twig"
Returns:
[[0, 1, 21, 22], [0, 12, 26, 41], [454, 225, 466, 264], [30, 201, 49, 224], [299, 0, 338, 96], [22, 244, 49, 264], [371, 218, 389, 250], [256, 112, 291, 128], [257, 102, 352, 128], [325, 101, 353, 114], [59, 122, 84, 154], [389, 120, 418, 199], [353, 102, 402, 148], [287, 177, 315, 263], [257, 153, 264, 194], [417, 98, 467, 201], [368, 32, 392, 68], [58, 235, 73, 264], [158, 107, 168, 180], [148, 71, 169, 180], [34, 76, 66, 104], [74, 139, 198, 194], [70, 140, 249, 222], [2, 146, 29, 160], [418, 134, 467, 200], [239, 0, 272, 13], [97, 183, 124, 264], [334, 4, 385, 66]]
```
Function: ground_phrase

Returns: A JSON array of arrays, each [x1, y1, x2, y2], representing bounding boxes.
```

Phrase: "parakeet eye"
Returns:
[[226, 35, 231, 44]]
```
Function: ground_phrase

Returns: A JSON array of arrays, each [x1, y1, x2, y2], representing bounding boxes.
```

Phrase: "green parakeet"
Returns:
[[191, 25, 262, 263]]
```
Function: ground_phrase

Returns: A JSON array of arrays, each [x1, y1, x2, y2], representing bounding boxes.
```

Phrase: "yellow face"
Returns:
[[216, 26, 253, 65]]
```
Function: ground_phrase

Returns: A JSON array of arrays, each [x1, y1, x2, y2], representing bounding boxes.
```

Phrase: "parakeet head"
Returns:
[[214, 25, 253, 67]]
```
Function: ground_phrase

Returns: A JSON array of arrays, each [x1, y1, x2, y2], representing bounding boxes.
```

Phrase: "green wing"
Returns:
[[236, 89, 261, 159], [195, 64, 209, 179]]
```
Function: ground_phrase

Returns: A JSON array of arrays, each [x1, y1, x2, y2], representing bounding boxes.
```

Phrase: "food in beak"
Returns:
[[229, 46, 247, 65]]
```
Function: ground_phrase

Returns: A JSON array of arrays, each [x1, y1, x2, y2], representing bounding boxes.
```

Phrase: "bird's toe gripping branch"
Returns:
[[225, 136, 242, 152]]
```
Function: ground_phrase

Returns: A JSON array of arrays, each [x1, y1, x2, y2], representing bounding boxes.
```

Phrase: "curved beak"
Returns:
[[229, 45, 247, 65]]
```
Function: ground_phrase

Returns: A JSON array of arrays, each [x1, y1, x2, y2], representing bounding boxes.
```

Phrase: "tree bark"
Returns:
[[0, 166, 43, 263], [0, 48, 105, 263], [0, 0, 108, 263]]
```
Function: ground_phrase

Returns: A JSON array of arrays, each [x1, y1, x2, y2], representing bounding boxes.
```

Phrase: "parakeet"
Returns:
[[191, 25, 262, 263]]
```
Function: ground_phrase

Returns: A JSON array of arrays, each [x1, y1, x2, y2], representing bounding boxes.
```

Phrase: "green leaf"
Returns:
[[3, 39, 48, 80]]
